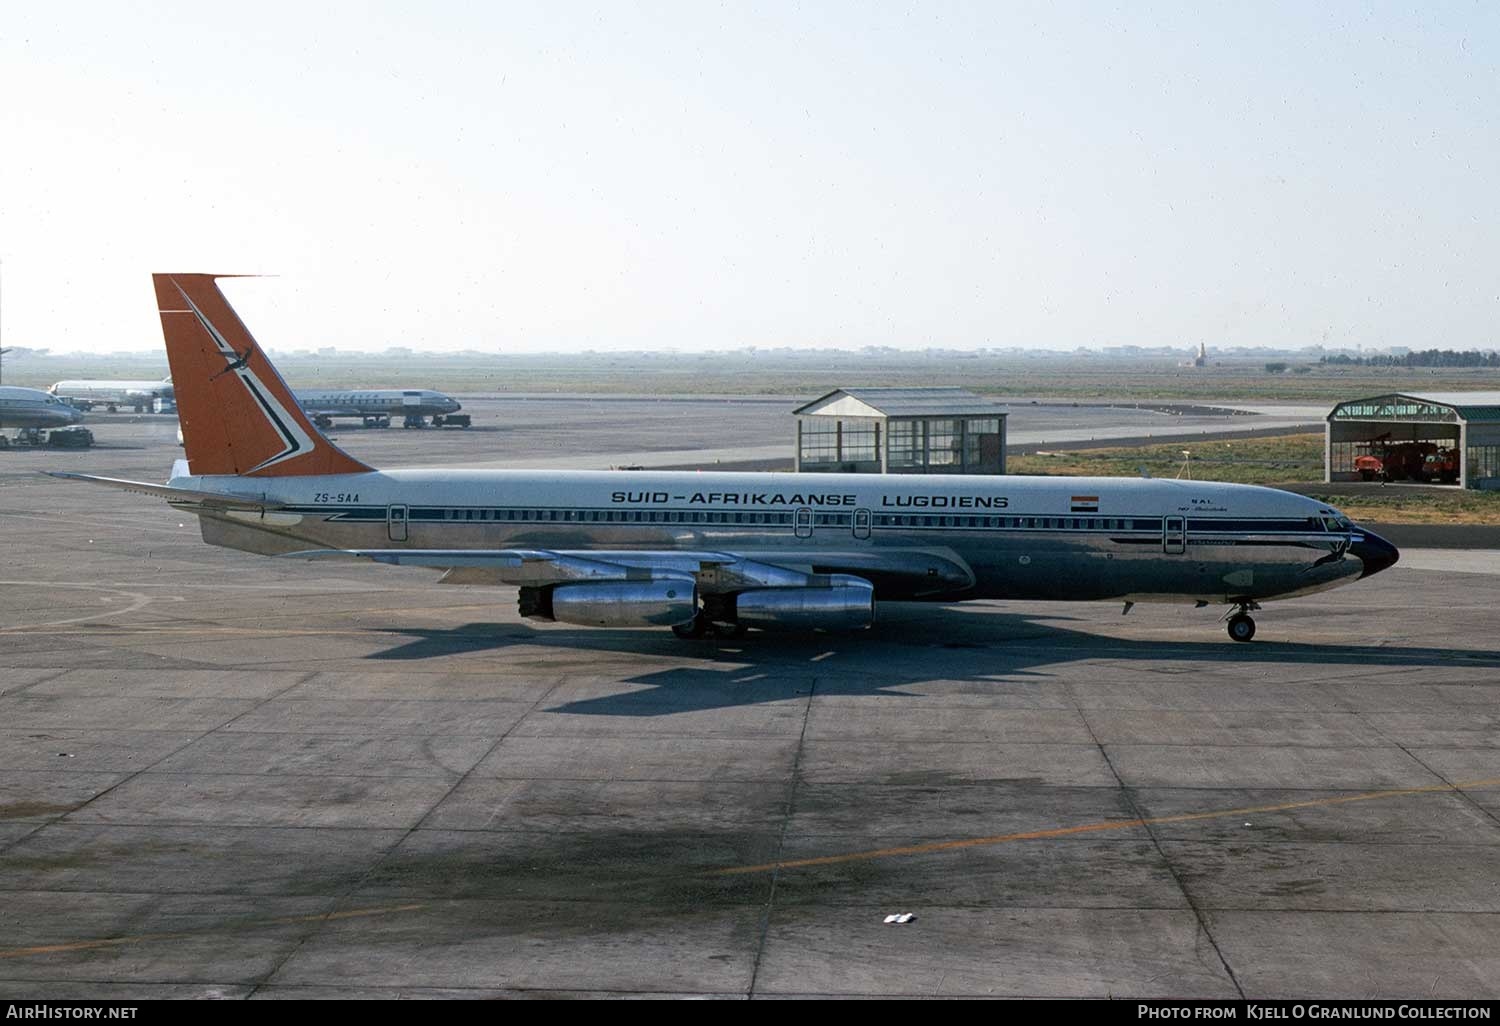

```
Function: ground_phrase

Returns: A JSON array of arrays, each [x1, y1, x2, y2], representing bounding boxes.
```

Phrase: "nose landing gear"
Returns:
[[1224, 601, 1262, 642]]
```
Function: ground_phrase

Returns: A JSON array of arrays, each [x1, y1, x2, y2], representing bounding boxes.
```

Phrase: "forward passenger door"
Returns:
[[388, 504, 409, 542]]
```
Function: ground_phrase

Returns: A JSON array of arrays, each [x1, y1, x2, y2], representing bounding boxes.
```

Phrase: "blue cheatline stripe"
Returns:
[[276, 505, 1342, 542]]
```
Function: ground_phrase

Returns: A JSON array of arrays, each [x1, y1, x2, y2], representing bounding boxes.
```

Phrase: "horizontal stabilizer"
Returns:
[[45, 471, 281, 510]]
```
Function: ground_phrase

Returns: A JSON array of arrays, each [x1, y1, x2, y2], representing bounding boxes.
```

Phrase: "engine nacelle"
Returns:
[[732, 575, 875, 632], [520, 580, 697, 628]]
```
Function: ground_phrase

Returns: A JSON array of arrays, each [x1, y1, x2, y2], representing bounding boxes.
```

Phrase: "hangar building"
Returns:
[[793, 387, 1008, 475], [1326, 391, 1500, 489]]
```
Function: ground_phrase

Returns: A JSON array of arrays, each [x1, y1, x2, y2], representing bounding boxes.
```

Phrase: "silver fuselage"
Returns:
[[293, 389, 461, 419], [0, 386, 86, 428], [173, 468, 1379, 605], [49, 380, 172, 407]]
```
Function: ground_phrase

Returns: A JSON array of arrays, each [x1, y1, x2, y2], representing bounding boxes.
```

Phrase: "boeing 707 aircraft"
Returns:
[[53, 274, 1398, 642]]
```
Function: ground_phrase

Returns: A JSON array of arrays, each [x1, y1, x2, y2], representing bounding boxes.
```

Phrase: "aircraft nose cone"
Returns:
[[1352, 527, 1400, 579]]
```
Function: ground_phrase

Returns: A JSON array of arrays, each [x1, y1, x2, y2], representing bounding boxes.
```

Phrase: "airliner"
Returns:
[[2, 385, 87, 429], [53, 274, 1398, 642], [49, 377, 173, 412], [294, 389, 464, 429]]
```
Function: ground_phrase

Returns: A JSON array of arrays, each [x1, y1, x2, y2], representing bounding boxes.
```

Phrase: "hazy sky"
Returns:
[[1, 2, 1496, 354]]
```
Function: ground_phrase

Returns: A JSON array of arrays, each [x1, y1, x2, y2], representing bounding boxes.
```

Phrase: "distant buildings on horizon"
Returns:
[[2, 342, 1491, 362]]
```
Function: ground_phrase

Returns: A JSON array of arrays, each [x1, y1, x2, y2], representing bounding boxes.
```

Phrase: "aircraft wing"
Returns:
[[45, 472, 283, 511], [288, 548, 769, 588], [282, 547, 973, 596], [298, 404, 362, 417]]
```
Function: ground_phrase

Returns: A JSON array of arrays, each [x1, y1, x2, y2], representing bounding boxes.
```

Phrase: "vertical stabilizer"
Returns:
[[154, 274, 372, 477]]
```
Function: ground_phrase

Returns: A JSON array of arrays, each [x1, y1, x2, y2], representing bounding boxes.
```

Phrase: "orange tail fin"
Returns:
[[154, 274, 373, 477]]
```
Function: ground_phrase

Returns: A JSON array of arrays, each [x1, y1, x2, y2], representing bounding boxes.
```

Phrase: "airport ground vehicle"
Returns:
[[56, 274, 1399, 643], [1355, 443, 1425, 481], [393, 412, 472, 428], [2, 425, 94, 449], [1354, 441, 1458, 483], [1418, 448, 1460, 484]]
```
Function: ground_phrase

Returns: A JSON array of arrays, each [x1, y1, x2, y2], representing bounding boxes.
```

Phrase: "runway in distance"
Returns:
[[54, 274, 1399, 642], [49, 377, 173, 412]]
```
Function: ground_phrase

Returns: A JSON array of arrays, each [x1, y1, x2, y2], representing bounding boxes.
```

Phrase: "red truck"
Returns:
[[1355, 442, 1458, 483], [1418, 447, 1460, 484]]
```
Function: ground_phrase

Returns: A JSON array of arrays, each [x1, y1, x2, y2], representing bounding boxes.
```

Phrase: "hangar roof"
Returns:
[[1330, 391, 1500, 423], [793, 387, 1010, 419]]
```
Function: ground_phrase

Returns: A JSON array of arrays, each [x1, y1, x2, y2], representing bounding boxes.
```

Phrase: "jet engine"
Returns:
[[729, 575, 875, 631], [519, 580, 697, 628]]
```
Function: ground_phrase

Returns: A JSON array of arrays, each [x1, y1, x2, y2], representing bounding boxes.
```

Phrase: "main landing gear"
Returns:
[[671, 613, 706, 639], [1224, 601, 1261, 643]]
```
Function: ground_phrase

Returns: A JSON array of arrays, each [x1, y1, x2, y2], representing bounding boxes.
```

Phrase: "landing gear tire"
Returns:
[[672, 613, 709, 639], [712, 622, 749, 639], [1226, 614, 1256, 643]]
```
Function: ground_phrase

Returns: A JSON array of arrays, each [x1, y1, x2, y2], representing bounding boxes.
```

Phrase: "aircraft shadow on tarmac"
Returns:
[[363, 607, 1500, 718]]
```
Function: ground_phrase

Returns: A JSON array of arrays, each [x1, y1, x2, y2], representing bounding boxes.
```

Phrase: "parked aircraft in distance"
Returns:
[[2, 384, 92, 448], [50, 378, 173, 412], [55, 274, 1399, 643], [293, 389, 466, 429], [2, 385, 87, 429]]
